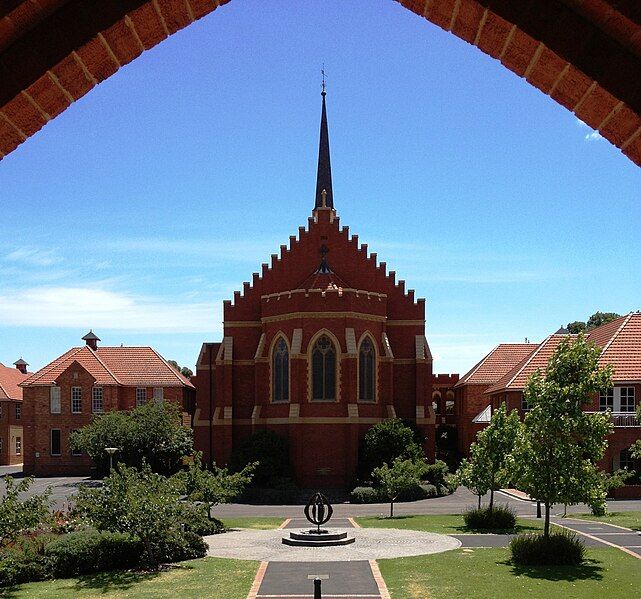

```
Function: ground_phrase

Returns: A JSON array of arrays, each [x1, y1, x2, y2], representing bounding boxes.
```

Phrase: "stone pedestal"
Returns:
[[282, 528, 356, 547]]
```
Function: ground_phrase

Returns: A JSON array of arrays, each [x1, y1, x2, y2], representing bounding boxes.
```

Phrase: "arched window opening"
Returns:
[[432, 392, 441, 414], [272, 338, 289, 403], [312, 334, 336, 401], [358, 337, 375, 402]]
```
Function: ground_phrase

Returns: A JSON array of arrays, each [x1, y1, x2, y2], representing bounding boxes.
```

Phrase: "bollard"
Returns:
[[314, 577, 322, 599], [536, 501, 542, 519]]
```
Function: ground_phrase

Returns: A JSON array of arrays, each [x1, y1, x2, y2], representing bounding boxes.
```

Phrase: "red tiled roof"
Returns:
[[21, 346, 194, 389], [0, 363, 28, 400], [594, 312, 641, 382], [455, 343, 537, 387], [486, 334, 573, 394], [485, 312, 641, 394]]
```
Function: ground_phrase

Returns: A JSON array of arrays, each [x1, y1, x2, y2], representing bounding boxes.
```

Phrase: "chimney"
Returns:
[[82, 330, 100, 351], [13, 358, 28, 375]]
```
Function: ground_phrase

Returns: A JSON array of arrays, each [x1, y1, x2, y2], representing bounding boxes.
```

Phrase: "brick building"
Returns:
[[457, 313, 641, 495], [0, 360, 29, 465], [21, 332, 194, 476], [194, 91, 457, 488]]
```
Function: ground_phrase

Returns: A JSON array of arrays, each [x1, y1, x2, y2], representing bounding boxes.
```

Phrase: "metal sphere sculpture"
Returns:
[[304, 491, 333, 533]]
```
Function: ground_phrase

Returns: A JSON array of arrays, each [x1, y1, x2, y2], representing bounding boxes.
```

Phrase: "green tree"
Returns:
[[510, 334, 614, 537], [630, 406, 641, 460], [476, 404, 521, 512], [174, 453, 256, 520], [455, 455, 490, 509], [70, 401, 193, 476], [168, 359, 193, 379], [0, 476, 51, 546], [73, 463, 188, 569], [361, 419, 423, 475], [372, 458, 427, 518], [228, 430, 290, 486], [566, 311, 621, 334]]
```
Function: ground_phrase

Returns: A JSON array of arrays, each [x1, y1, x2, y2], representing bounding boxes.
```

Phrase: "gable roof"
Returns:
[[21, 346, 194, 389], [455, 343, 537, 388], [0, 362, 28, 400], [486, 334, 574, 394], [485, 312, 641, 394]]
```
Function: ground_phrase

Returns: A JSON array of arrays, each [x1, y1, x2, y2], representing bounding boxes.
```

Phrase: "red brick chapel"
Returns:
[[194, 89, 456, 488]]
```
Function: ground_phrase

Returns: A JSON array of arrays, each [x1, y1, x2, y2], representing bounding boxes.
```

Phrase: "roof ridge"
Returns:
[[22, 346, 84, 386], [598, 312, 632, 356], [148, 347, 193, 387], [88, 346, 122, 385], [503, 334, 552, 390]]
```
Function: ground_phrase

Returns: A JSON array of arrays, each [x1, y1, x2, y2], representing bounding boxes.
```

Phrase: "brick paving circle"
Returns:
[[205, 527, 461, 562]]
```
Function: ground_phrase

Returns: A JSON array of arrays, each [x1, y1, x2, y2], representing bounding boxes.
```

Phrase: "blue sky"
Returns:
[[0, 0, 640, 375]]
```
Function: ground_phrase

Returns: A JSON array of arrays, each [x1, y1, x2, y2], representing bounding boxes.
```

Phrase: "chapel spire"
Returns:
[[314, 70, 334, 211]]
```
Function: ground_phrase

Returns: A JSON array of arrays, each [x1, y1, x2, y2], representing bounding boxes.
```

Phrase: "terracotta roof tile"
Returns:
[[593, 312, 641, 382], [455, 343, 537, 387], [486, 334, 573, 394], [0, 362, 28, 400], [21, 346, 194, 389]]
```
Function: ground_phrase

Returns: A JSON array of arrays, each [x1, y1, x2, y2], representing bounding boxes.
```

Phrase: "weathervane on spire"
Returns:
[[321, 64, 327, 96]]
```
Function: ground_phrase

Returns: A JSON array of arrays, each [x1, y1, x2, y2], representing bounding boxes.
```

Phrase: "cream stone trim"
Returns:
[[386, 320, 425, 326], [381, 332, 393, 358], [394, 358, 423, 365], [223, 337, 233, 361], [254, 333, 266, 360], [251, 405, 261, 423], [345, 328, 357, 355], [387, 405, 397, 419], [223, 406, 233, 419], [225, 321, 262, 328], [348, 404, 359, 419], [233, 360, 255, 366], [269, 333, 291, 404], [263, 312, 386, 324], [211, 416, 389, 426], [291, 329, 303, 355], [288, 404, 300, 418], [307, 329, 341, 403], [262, 287, 386, 300], [415, 335, 425, 360]]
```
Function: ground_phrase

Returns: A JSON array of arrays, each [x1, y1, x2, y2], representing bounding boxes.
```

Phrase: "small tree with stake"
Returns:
[[373, 458, 427, 518], [510, 334, 613, 537], [0, 476, 51, 547]]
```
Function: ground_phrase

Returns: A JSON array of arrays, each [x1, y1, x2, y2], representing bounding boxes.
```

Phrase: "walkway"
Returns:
[[247, 518, 390, 599], [552, 517, 641, 559]]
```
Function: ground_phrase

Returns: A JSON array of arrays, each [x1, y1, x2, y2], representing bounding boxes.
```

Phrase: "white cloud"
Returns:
[[3, 248, 61, 267], [0, 285, 220, 334], [575, 119, 603, 142]]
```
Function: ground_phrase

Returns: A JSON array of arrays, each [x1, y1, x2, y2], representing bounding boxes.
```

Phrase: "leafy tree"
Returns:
[[361, 419, 423, 475], [475, 404, 521, 512], [455, 455, 490, 509], [73, 463, 190, 569], [168, 359, 193, 379], [631, 406, 641, 461], [510, 334, 614, 537], [70, 401, 193, 476], [174, 453, 256, 520], [566, 311, 621, 334], [372, 458, 427, 517], [228, 430, 290, 486], [0, 477, 51, 546]]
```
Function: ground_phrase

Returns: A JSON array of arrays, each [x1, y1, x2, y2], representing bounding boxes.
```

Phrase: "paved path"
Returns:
[[246, 518, 391, 599], [552, 516, 641, 558]]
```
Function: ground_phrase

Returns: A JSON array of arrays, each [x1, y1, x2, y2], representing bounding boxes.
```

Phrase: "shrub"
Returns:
[[229, 431, 290, 486], [240, 476, 299, 504], [180, 504, 224, 536], [155, 531, 207, 563], [360, 419, 423, 474], [463, 505, 517, 530], [350, 487, 383, 504], [424, 460, 449, 488], [45, 530, 140, 577], [0, 550, 48, 587], [510, 532, 585, 566]]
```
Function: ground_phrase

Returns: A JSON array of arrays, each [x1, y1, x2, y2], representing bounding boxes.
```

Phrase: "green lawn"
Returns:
[[379, 547, 640, 599], [1, 558, 258, 599], [568, 512, 640, 531], [355, 514, 544, 534], [221, 517, 284, 530]]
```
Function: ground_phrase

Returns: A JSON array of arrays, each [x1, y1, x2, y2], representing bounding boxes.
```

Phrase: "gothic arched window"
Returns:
[[272, 337, 289, 403], [312, 334, 336, 401], [358, 337, 375, 402]]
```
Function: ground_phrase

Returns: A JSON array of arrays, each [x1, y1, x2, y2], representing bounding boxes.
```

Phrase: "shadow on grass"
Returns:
[[72, 564, 194, 593], [501, 559, 604, 582], [366, 515, 540, 535]]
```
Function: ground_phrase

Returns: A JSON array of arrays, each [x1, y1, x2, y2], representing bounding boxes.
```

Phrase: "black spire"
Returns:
[[314, 72, 333, 210]]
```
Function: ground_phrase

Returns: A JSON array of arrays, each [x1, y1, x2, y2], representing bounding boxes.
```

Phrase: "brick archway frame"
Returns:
[[1, 0, 640, 165]]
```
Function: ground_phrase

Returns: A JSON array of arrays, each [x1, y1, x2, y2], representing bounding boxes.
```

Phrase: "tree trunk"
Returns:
[[489, 488, 494, 513], [478, 494, 481, 509], [390, 500, 394, 518], [544, 503, 551, 538]]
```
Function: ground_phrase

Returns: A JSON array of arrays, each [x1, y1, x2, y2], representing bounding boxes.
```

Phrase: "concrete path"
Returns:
[[552, 516, 641, 558]]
